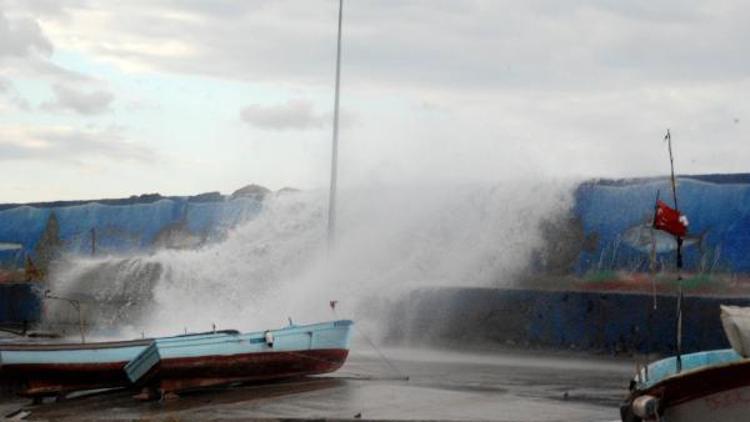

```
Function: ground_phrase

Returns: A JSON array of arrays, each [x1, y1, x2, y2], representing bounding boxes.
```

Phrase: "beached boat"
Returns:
[[621, 305, 750, 421], [0, 320, 353, 399], [0, 337, 153, 397], [620, 348, 750, 421], [125, 320, 353, 396]]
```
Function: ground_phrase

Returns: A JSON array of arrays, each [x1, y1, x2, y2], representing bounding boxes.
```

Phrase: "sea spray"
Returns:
[[46, 181, 574, 340]]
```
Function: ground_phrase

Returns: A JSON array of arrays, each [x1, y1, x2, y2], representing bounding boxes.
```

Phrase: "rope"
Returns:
[[352, 324, 409, 381], [284, 350, 397, 381], [331, 307, 408, 381]]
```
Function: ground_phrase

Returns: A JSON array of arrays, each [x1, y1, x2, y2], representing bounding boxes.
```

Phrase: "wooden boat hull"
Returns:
[[0, 339, 152, 397], [621, 349, 750, 421], [1, 320, 353, 398], [125, 320, 354, 395], [153, 349, 349, 393]]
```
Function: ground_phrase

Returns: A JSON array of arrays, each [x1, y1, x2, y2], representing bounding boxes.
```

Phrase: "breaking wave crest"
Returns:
[[46, 182, 573, 339]]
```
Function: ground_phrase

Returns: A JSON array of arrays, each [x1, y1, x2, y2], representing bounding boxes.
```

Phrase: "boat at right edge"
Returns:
[[621, 305, 750, 421], [619, 132, 750, 421]]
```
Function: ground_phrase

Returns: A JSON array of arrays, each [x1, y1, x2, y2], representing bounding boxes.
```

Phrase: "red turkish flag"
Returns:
[[653, 200, 688, 237]]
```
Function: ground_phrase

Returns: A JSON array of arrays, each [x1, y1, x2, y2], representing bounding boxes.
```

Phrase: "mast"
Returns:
[[327, 0, 344, 250], [665, 129, 685, 372]]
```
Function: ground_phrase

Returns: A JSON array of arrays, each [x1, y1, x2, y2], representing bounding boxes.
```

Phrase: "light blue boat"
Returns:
[[1, 320, 353, 398], [124, 320, 353, 396], [0, 337, 154, 397], [621, 348, 750, 421]]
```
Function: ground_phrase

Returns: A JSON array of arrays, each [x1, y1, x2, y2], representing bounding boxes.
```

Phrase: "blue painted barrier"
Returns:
[[392, 288, 750, 355]]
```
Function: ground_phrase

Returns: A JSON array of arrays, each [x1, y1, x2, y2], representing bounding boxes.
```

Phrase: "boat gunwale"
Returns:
[[635, 349, 744, 389], [0, 338, 154, 351], [0, 321, 353, 353], [0, 330, 244, 351], [152, 322, 352, 350]]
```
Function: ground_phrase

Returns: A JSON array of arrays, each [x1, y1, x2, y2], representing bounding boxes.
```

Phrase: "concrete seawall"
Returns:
[[389, 287, 750, 355]]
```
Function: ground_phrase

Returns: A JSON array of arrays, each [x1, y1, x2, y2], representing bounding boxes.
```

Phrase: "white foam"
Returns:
[[47, 181, 573, 339]]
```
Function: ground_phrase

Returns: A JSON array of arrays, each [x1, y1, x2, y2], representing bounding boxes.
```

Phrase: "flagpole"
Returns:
[[666, 130, 678, 212], [327, 0, 343, 251], [665, 129, 684, 373]]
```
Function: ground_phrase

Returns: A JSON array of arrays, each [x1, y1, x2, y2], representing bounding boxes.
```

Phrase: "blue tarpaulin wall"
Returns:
[[574, 175, 750, 274], [0, 197, 262, 267]]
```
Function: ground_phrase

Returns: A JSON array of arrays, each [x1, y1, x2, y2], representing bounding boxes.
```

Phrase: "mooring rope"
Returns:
[[330, 306, 409, 381]]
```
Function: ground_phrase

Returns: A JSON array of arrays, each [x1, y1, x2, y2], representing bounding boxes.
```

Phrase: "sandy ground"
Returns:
[[0, 347, 632, 421]]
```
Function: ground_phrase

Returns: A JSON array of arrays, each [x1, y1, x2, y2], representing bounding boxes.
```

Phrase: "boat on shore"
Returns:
[[0, 337, 153, 397], [126, 320, 352, 397], [620, 348, 750, 421], [0, 320, 353, 400]]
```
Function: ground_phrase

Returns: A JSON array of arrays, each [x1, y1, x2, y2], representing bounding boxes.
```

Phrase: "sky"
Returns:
[[0, 0, 747, 202]]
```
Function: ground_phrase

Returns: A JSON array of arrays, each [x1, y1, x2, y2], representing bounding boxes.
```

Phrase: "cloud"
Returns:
[[0, 9, 53, 58], [42, 83, 114, 114], [0, 5, 94, 84], [0, 0, 747, 194], [240, 99, 326, 131], [0, 125, 154, 164], [7, 0, 82, 20], [25, 0, 750, 94]]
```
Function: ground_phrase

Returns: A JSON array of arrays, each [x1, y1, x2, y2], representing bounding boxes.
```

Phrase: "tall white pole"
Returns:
[[328, 0, 343, 250]]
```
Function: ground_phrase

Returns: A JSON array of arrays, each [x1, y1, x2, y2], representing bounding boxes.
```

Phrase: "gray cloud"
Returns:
[[0, 126, 154, 164], [31, 0, 750, 93], [8, 0, 80, 19], [42, 83, 114, 115], [0, 0, 747, 188], [0, 9, 53, 58], [161, 0, 266, 19], [240, 100, 326, 131]]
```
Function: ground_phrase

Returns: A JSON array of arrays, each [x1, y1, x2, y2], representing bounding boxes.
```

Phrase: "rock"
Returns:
[[230, 184, 271, 200], [188, 191, 224, 203]]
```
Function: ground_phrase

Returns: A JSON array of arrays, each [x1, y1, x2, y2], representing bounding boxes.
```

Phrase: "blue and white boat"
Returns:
[[620, 347, 750, 421], [124, 320, 353, 396], [0, 320, 353, 399], [0, 336, 153, 397]]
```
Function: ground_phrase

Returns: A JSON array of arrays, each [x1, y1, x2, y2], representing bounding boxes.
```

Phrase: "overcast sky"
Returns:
[[0, 0, 747, 202]]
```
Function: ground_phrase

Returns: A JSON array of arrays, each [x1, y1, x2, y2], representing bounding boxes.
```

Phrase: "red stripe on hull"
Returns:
[[145, 349, 349, 394]]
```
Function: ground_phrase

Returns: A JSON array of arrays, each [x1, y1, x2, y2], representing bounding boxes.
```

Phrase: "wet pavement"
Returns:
[[1, 347, 632, 421]]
